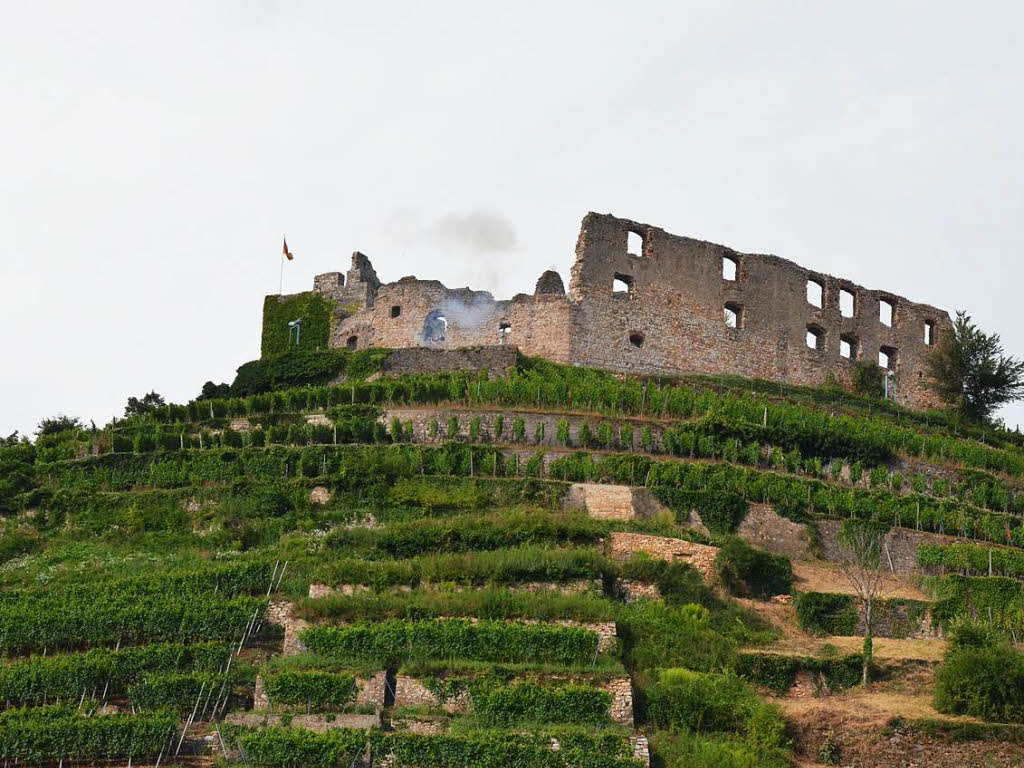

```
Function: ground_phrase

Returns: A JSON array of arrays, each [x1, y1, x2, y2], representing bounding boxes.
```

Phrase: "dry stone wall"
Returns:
[[607, 532, 718, 580], [273, 213, 951, 410]]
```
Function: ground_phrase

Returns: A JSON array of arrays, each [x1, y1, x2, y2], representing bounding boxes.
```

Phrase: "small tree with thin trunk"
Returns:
[[837, 520, 890, 684]]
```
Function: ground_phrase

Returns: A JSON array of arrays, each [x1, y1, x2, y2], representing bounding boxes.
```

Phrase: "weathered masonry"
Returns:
[[267, 212, 952, 410]]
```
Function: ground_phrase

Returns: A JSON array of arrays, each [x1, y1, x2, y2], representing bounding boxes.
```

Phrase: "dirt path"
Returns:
[[739, 599, 947, 661], [791, 561, 930, 601]]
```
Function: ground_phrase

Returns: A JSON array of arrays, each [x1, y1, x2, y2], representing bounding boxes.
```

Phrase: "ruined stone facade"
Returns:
[[268, 212, 952, 410]]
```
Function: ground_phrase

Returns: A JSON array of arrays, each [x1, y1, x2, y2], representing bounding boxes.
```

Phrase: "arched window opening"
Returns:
[[806, 324, 825, 350], [880, 345, 898, 370], [346, 335, 358, 350], [391, 305, 402, 318], [423, 310, 448, 344], [613, 273, 634, 296], [629, 331, 645, 348], [724, 302, 744, 330], [722, 256, 738, 281], [839, 335, 856, 362], [840, 333, 859, 360]]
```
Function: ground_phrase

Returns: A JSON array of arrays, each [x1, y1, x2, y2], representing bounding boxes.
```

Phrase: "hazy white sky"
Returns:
[[2, 1, 1022, 437]]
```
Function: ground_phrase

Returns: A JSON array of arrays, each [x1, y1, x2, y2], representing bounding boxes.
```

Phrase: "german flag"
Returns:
[[283, 237, 294, 261]]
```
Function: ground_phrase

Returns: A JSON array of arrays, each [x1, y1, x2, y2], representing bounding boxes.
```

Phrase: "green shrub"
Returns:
[[735, 652, 861, 695], [651, 728, 788, 768], [0, 706, 176, 761], [619, 603, 734, 672], [935, 642, 1024, 722], [795, 593, 858, 636], [715, 538, 792, 599], [646, 668, 788, 753], [262, 671, 357, 710], [470, 680, 611, 726], [300, 619, 601, 667]]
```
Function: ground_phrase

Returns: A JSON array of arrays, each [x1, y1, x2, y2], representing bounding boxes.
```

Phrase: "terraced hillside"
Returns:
[[6, 350, 1024, 767]]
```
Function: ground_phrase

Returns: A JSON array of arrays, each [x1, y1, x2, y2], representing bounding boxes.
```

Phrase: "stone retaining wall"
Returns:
[[608, 532, 718, 580], [736, 503, 813, 560]]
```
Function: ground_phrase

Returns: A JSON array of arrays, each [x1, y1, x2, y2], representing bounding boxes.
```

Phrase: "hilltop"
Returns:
[[4, 348, 1024, 767]]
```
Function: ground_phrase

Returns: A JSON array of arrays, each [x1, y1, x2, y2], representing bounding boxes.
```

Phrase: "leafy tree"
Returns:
[[927, 311, 1024, 421], [124, 391, 166, 418], [852, 362, 883, 398], [197, 381, 232, 401], [837, 520, 889, 684], [35, 414, 83, 436]]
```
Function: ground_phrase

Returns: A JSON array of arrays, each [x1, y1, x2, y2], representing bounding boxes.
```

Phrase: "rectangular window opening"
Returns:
[[613, 273, 634, 295], [627, 231, 643, 258], [840, 289, 855, 318], [925, 320, 935, 346], [840, 333, 858, 360], [724, 302, 744, 329], [879, 298, 894, 327], [807, 279, 824, 309], [806, 325, 825, 350]]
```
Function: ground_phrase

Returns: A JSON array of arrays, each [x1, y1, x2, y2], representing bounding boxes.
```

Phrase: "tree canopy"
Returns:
[[926, 311, 1024, 422]]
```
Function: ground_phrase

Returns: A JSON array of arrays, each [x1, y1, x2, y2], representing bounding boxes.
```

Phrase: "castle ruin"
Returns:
[[271, 212, 952, 410]]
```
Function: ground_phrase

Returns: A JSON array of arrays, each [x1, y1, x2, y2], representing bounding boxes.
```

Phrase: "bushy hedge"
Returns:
[[714, 538, 793, 600], [325, 511, 608, 559], [298, 587, 613, 624], [935, 642, 1024, 722], [300, 619, 602, 667], [0, 559, 277, 605], [309, 546, 607, 590], [128, 671, 230, 712], [0, 442, 35, 515], [928, 574, 1024, 635], [226, 725, 641, 768], [470, 680, 611, 726], [618, 603, 735, 673], [920, 544, 1024, 579], [795, 593, 858, 636], [0, 706, 176, 761], [0, 642, 230, 706], [645, 669, 788, 755], [385, 728, 640, 767], [735, 652, 862, 695], [0, 593, 263, 655], [262, 671, 357, 710]]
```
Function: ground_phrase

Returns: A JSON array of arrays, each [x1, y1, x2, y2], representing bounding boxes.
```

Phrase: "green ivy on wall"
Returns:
[[261, 293, 337, 357]]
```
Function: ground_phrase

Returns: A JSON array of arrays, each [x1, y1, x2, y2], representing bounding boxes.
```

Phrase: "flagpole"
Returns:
[[279, 235, 285, 296]]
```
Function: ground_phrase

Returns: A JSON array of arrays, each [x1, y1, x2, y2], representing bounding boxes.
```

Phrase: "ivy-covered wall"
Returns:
[[261, 293, 337, 357]]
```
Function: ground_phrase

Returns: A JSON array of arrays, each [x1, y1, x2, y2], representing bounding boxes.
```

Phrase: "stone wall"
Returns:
[[376, 346, 518, 378], [736, 503, 814, 560], [607, 532, 718, 581], [275, 212, 952, 411], [564, 483, 636, 520], [816, 520, 967, 573]]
